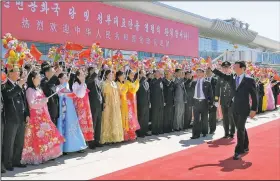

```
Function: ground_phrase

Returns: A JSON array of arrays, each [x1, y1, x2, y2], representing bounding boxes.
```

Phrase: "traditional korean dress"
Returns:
[[124, 79, 140, 141], [116, 81, 129, 136], [72, 82, 94, 141], [100, 80, 124, 144], [262, 79, 275, 111], [57, 86, 87, 153], [21, 88, 64, 165]]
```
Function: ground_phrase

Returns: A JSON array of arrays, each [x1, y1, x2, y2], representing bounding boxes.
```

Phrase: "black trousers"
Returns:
[[258, 96, 263, 113], [90, 106, 102, 146], [163, 104, 173, 133], [184, 103, 192, 129], [151, 105, 164, 135], [273, 93, 278, 108], [1, 121, 4, 169], [3, 118, 25, 168], [221, 105, 235, 136], [208, 106, 217, 133], [192, 99, 208, 137], [137, 105, 150, 136], [233, 112, 249, 154]]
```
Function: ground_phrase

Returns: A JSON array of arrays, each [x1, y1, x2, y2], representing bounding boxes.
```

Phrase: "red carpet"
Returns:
[[94, 119, 280, 180]]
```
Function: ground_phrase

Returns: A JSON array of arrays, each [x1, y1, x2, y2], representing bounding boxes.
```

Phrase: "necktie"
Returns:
[[197, 79, 201, 99], [236, 76, 240, 88]]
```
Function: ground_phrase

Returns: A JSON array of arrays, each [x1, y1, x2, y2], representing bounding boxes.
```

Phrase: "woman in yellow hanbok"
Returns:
[[115, 71, 129, 138], [124, 70, 140, 141], [100, 70, 124, 144]]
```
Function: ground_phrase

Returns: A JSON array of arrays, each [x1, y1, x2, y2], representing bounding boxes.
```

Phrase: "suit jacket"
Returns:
[[173, 78, 187, 103], [213, 69, 258, 116], [162, 78, 175, 106], [184, 78, 194, 106], [86, 73, 104, 110], [271, 80, 280, 96], [257, 82, 265, 98], [190, 79, 213, 106], [40, 75, 60, 119], [150, 78, 165, 107], [137, 77, 150, 107], [2, 80, 30, 124]]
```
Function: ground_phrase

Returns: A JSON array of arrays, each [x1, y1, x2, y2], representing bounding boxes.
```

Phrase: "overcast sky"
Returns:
[[162, 1, 280, 42]]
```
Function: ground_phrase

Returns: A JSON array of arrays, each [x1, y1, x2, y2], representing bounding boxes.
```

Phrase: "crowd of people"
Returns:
[[1, 33, 280, 173]]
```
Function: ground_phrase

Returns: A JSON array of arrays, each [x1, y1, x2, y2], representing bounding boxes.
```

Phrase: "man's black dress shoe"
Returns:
[[223, 135, 229, 138], [244, 148, 249, 153], [229, 134, 234, 138], [202, 134, 207, 137], [233, 153, 241, 160], [5, 167, 14, 171], [1, 168, 6, 173], [14, 164, 26, 168], [191, 136, 200, 139]]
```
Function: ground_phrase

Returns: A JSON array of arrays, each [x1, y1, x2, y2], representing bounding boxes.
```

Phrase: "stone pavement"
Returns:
[[2, 110, 280, 180]]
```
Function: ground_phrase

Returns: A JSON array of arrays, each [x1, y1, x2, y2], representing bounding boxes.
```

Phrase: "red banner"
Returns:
[[2, 1, 199, 57]]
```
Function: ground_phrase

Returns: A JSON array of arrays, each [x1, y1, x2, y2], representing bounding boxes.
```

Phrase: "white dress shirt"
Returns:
[[194, 78, 206, 100]]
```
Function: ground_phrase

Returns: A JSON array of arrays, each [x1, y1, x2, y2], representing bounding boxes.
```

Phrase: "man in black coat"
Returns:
[[162, 70, 175, 133], [40, 62, 61, 125], [86, 67, 104, 148], [256, 78, 264, 114], [190, 68, 213, 139], [210, 61, 258, 160], [184, 71, 193, 129], [205, 68, 218, 134], [1, 93, 6, 173], [150, 70, 165, 135], [136, 70, 151, 137], [2, 65, 29, 171]]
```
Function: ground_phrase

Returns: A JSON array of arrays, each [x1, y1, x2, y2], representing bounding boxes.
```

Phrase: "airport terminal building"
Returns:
[[2, 1, 280, 65]]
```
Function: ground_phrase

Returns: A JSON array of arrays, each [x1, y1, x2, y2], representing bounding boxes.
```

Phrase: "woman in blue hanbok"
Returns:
[[57, 73, 87, 154]]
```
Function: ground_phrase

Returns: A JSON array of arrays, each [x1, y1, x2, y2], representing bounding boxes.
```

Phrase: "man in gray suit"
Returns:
[[173, 69, 187, 131]]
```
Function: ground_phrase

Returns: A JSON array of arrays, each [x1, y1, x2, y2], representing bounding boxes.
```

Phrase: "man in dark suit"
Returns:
[[190, 68, 213, 139], [40, 62, 61, 125], [210, 61, 258, 160], [215, 61, 235, 138], [2, 65, 29, 171], [184, 71, 193, 129], [205, 68, 218, 134], [150, 70, 165, 135], [256, 77, 264, 114], [162, 70, 175, 133], [86, 67, 104, 148], [137, 70, 151, 137]]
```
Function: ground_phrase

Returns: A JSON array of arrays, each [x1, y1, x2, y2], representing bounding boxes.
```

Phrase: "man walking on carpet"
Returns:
[[209, 61, 258, 160]]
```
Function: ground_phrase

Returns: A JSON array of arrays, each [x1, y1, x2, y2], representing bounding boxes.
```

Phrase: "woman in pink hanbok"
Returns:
[[124, 70, 140, 141], [262, 77, 275, 111], [72, 70, 94, 143], [22, 71, 64, 165]]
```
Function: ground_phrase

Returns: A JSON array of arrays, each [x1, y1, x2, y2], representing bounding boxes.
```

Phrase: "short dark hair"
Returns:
[[175, 69, 181, 73], [235, 61, 246, 69]]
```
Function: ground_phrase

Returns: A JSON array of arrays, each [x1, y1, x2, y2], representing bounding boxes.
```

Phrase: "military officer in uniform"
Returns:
[[214, 61, 235, 138], [2, 65, 29, 171]]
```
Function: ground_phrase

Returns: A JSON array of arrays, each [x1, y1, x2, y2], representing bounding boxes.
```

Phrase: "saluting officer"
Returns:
[[214, 61, 235, 138]]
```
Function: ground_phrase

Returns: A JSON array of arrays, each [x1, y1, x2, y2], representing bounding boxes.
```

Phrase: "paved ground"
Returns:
[[2, 110, 280, 180]]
